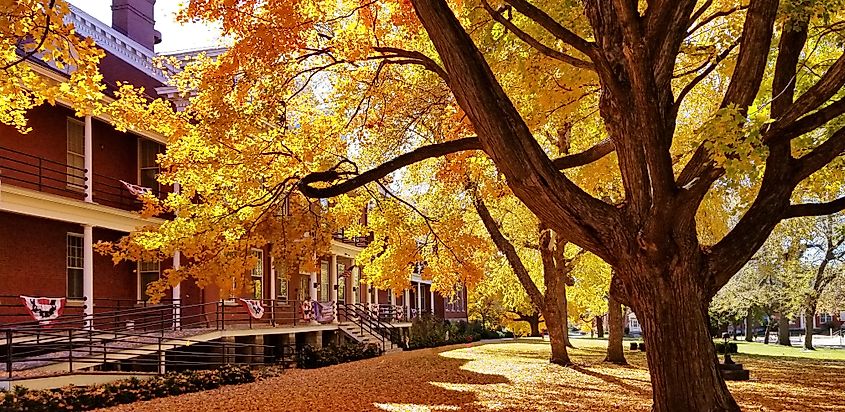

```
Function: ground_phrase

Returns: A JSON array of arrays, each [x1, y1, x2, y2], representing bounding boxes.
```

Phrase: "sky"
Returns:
[[70, 1, 222, 54]]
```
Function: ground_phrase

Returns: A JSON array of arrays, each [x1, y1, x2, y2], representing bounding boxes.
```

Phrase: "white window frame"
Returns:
[[66, 233, 84, 300], [819, 313, 833, 325], [277, 276, 289, 303], [251, 248, 264, 300], [66, 118, 85, 191], [138, 260, 161, 301], [138, 139, 161, 195], [630, 318, 640, 330]]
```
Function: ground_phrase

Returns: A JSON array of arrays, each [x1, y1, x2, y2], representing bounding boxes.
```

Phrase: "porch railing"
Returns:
[[0, 146, 87, 198]]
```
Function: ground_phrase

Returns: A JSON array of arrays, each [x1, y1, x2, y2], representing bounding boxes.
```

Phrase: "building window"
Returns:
[[819, 313, 833, 324], [67, 233, 84, 299], [630, 317, 640, 330], [66, 118, 85, 190], [319, 260, 329, 301], [139, 139, 161, 195], [138, 260, 160, 301], [277, 276, 289, 303], [251, 249, 263, 299], [299, 276, 310, 301]]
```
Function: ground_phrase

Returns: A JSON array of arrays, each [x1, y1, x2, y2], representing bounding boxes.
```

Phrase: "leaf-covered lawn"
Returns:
[[98, 339, 845, 412]]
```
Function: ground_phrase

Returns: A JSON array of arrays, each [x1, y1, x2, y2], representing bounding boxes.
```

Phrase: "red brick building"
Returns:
[[0, 0, 467, 328]]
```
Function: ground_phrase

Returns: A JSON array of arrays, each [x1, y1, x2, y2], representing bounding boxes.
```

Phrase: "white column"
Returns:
[[83, 116, 93, 202], [83, 225, 94, 329], [270, 256, 277, 300], [430, 288, 435, 314], [309, 271, 319, 324], [329, 255, 338, 323], [404, 289, 411, 319], [172, 251, 181, 329], [416, 282, 422, 315], [309, 272, 318, 301], [365, 283, 371, 304], [373, 287, 379, 305]]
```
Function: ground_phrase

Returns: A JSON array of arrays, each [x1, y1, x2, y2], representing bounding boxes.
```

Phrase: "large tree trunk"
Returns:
[[542, 229, 572, 366], [745, 310, 754, 342], [804, 301, 817, 350], [527, 317, 541, 337], [777, 312, 792, 346], [628, 268, 739, 412], [605, 296, 627, 364]]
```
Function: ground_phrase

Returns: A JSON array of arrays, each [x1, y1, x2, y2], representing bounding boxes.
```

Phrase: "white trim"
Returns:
[[250, 248, 264, 299], [82, 225, 93, 329], [0, 184, 163, 232], [66, 5, 168, 83], [330, 239, 364, 258]]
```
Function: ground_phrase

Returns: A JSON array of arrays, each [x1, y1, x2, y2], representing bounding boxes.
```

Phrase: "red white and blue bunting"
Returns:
[[19, 296, 66, 324], [238, 298, 265, 319]]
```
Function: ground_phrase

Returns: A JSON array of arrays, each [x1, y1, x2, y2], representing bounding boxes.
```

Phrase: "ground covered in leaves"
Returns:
[[98, 338, 845, 412]]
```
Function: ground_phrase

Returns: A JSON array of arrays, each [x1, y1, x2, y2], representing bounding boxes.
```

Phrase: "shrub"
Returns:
[[298, 342, 381, 369], [0, 365, 254, 411], [407, 316, 508, 349], [714, 342, 738, 354]]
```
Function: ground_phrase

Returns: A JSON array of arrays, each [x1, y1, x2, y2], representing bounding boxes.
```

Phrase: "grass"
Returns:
[[569, 336, 845, 361]]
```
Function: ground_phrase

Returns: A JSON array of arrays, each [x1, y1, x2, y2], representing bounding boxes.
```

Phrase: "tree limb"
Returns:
[[480, 0, 594, 70], [298, 137, 615, 198], [784, 197, 845, 219], [473, 195, 546, 311], [503, 0, 597, 59]]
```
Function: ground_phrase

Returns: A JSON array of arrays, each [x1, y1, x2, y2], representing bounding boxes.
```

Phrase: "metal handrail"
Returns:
[[1, 326, 278, 380]]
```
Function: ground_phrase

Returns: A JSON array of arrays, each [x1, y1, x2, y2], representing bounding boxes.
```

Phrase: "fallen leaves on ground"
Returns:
[[97, 339, 845, 412]]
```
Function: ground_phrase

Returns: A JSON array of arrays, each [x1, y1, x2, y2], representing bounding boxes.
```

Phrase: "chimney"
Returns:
[[111, 0, 162, 51]]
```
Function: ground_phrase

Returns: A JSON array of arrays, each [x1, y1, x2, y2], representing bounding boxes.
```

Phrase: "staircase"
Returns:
[[336, 303, 405, 352]]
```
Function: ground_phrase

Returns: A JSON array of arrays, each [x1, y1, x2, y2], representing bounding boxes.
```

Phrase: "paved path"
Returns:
[[99, 339, 845, 412]]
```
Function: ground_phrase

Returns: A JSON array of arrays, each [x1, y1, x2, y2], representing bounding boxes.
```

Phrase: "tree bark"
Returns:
[[526, 316, 541, 337], [778, 312, 792, 346], [804, 302, 817, 350], [628, 266, 739, 412], [605, 296, 627, 364], [541, 228, 572, 366], [744, 310, 754, 342]]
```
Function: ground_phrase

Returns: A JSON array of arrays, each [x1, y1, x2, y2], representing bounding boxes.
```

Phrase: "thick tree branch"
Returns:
[[775, 52, 845, 126], [503, 0, 597, 59], [473, 195, 545, 310], [721, 0, 779, 109], [480, 0, 594, 70], [298, 137, 615, 198], [784, 197, 845, 219], [792, 125, 845, 183], [371, 47, 449, 82]]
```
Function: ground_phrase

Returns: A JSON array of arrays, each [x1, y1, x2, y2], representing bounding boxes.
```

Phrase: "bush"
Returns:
[[298, 342, 381, 369], [407, 317, 509, 350], [714, 342, 738, 354], [0, 365, 254, 411]]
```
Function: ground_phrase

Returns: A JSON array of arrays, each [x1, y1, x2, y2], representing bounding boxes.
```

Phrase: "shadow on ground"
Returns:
[[99, 339, 845, 412]]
